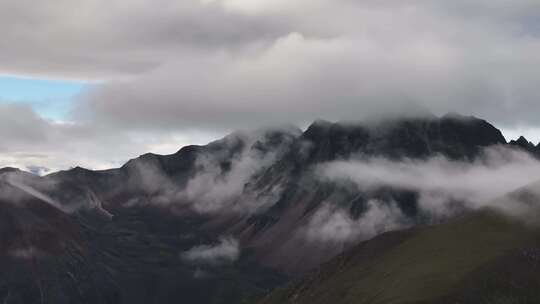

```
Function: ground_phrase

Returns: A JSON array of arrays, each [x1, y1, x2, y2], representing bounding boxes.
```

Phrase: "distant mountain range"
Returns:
[[1, 113, 539, 304]]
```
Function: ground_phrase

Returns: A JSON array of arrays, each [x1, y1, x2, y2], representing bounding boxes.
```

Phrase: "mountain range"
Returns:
[[1, 113, 540, 304]]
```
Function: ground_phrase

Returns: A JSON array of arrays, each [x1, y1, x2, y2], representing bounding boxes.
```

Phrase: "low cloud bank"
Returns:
[[319, 146, 540, 214], [181, 237, 240, 265], [304, 200, 408, 243], [0, 171, 61, 208], [127, 128, 298, 214], [305, 146, 540, 242], [0, 170, 110, 216], [180, 132, 287, 214]]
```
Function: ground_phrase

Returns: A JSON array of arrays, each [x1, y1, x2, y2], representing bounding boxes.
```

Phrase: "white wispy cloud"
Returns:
[[181, 237, 240, 265], [304, 146, 540, 242]]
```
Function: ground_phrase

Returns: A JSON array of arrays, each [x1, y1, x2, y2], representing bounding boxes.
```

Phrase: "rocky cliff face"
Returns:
[[0, 114, 532, 304]]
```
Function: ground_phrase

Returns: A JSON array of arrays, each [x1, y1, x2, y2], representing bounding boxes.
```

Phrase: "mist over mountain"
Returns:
[[1, 114, 540, 303], [3, 1, 540, 302], [259, 182, 540, 304]]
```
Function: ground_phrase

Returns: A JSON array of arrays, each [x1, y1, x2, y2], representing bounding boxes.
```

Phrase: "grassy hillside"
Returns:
[[259, 209, 540, 304]]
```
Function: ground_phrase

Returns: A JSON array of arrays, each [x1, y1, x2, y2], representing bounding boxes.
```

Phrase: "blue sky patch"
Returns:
[[0, 76, 85, 120]]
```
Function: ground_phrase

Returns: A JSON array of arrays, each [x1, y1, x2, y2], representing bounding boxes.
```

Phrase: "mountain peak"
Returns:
[[0, 167, 21, 174], [298, 114, 506, 162], [509, 136, 537, 152], [517, 136, 529, 144], [302, 119, 335, 140]]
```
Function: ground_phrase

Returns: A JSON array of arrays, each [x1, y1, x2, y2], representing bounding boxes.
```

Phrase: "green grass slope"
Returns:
[[258, 209, 540, 304]]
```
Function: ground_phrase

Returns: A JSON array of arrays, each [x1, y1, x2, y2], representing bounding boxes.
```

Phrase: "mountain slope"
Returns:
[[231, 113, 509, 272], [0, 113, 537, 304], [258, 186, 540, 304]]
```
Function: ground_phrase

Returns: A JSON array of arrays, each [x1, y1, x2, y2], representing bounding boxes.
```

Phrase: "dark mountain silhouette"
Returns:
[[0, 113, 538, 304], [509, 135, 540, 156]]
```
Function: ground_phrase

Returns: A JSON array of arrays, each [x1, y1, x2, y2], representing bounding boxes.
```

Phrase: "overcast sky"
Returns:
[[1, 0, 540, 172]]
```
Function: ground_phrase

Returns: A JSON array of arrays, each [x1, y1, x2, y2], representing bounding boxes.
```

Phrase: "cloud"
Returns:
[[0, 0, 290, 81], [26, 166, 51, 176], [315, 146, 540, 228], [3, 1, 540, 169], [0, 170, 60, 207], [298, 146, 540, 244], [124, 128, 298, 214], [181, 237, 240, 265], [304, 200, 408, 243], [180, 129, 296, 213], [2, 173, 62, 210], [73, 31, 450, 130], [0, 103, 219, 171], [0, 170, 109, 215], [70, 0, 540, 132]]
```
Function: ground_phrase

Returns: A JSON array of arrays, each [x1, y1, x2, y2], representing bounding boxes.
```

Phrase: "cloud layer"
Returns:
[[74, 0, 540, 130], [0, 102, 219, 171], [304, 200, 408, 243], [123, 128, 297, 215], [305, 146, 540, 242], [318, 146, 540, 208], [2, 0, 540, 169]]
